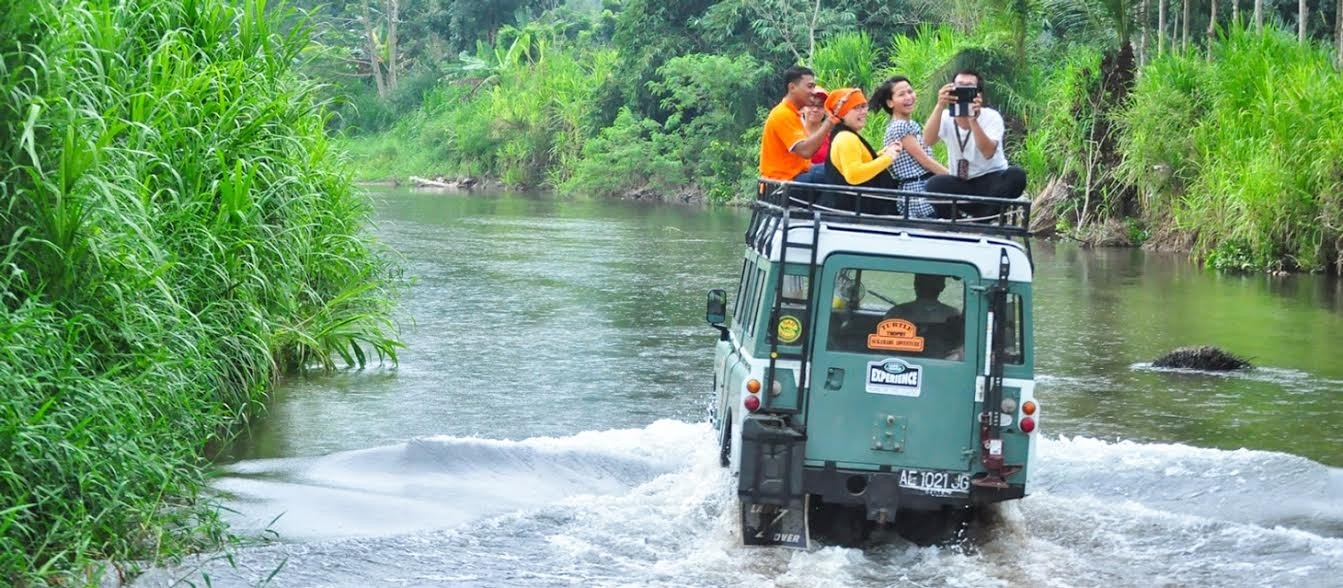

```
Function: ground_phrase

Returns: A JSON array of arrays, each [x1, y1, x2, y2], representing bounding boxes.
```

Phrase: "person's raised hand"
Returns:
[[936, 84, 955, 108]]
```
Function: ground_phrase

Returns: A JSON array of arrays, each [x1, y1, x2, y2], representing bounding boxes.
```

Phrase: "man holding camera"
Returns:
[[922, 70, 1026, 208]]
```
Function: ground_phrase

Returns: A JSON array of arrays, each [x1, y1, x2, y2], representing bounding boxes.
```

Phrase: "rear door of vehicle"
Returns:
[[804, 254, 981, 472]]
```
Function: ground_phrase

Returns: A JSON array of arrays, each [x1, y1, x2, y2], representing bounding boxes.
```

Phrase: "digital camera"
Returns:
[[949, 84, 979, 118]]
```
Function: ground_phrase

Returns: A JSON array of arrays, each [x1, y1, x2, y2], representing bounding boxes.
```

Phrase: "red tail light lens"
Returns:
[[1020, 416, 1036, 433], [744, 395, 761, 412]]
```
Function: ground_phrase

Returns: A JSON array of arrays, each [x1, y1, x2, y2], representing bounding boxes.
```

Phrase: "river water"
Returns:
[[134, 190, 1343, 587]]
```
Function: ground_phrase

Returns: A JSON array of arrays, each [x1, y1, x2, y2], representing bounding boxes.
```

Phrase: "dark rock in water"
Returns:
[[1152, 346, 1252, 370]]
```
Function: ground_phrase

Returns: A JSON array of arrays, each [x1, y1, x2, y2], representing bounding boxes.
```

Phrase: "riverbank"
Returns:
[[352, 171, 715, 206], [0, 2, 399, 584]]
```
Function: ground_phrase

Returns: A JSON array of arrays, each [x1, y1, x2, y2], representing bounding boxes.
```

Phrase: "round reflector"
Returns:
[[744, 395, 761, 412], [1022, 400, 1037, 415], [1020, 416, 1036, 433], [746, 379, 761, 394]]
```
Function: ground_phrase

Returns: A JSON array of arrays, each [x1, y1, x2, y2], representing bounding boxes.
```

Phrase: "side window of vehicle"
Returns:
[[739, 262, 758, 333], [1004, 294, 1024, 365], [781, 269, 809, 304], [826, 269, 966, 361], [773, 268, 810, 347], [745, 266, 767, 338], [732, 259, 750, 328]]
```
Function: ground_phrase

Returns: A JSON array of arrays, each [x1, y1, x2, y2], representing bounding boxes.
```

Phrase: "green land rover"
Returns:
[[705, 181, 1039, 548]]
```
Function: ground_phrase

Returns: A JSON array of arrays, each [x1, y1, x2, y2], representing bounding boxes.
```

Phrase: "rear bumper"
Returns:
[[737, 416, 1025, 520], [804, 464, 1025, 518]]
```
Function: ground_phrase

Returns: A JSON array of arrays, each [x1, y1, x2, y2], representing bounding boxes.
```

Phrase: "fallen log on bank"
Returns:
[[409, 175, 480, 190]]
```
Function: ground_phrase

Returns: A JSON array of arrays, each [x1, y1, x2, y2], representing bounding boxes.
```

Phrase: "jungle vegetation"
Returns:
[[0, 0, 400, 583], [329, 0, 1343, 273], [2, 0, 1342, 583]]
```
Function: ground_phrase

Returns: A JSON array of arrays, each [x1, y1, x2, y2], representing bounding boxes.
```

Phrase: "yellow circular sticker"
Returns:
[[777, 315, 802, 344]]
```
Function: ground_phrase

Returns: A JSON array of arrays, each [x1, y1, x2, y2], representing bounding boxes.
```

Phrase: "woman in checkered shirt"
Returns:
[[870, 76, 948, 218]]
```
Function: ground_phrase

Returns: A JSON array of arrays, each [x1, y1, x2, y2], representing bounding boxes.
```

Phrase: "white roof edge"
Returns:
[[766, 222, 1033, 282]]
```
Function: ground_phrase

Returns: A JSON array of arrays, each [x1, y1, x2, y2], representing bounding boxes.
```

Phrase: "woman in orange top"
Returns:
[[822, 88, 902, 212]]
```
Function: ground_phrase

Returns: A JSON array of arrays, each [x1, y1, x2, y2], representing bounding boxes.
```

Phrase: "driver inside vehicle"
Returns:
[[884, 274, 964, 359]]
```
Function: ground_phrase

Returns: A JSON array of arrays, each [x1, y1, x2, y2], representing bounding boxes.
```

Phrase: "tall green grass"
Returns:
[[1016, 45, 1106, 216], [1118, 26, 1343, 271], [0, 0, 399, 583]]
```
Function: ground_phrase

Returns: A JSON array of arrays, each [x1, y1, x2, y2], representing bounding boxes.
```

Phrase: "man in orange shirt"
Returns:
[[759, 66, 836, 182]]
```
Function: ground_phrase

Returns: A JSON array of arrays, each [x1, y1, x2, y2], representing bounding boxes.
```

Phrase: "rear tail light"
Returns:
[[1020, 416, 1036, 433], [744, 395, 761, 412], [746, 379, 761, 394], [1022, 400, 1037, 415]]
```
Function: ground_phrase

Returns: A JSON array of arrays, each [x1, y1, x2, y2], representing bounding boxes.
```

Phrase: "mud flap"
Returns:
[[737, 416, 809, 548], [741, 496, 810, 548]]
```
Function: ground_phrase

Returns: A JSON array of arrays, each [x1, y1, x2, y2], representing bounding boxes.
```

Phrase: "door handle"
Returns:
[[824, 367, 845, 390]]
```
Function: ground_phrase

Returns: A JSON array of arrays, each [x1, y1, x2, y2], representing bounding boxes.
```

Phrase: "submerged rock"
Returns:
[[1152, 346, 1252, 371]]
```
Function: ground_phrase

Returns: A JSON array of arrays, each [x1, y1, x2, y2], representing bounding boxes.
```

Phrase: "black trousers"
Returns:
[[926, 166, 1027, 218]]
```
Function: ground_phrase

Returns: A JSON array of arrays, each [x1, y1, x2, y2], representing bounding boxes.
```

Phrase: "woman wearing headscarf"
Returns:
[[822, 88, 902, 213]]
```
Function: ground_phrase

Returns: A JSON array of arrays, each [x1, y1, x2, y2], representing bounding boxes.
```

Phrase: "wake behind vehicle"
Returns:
[[705, 181, 1038, 547]]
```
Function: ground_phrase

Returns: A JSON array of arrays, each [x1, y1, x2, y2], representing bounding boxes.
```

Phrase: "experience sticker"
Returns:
[[777, 315, 802, 344], [867, 358, 923, 397], [867, 319, 925, 352]]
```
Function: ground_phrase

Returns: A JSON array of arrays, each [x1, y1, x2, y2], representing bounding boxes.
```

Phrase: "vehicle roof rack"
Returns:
[[752, 180, 1033, 252]]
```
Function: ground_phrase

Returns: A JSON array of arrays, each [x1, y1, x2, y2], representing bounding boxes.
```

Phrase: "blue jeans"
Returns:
[[792, 164, 829, 207], [793, 163, 825, 185]]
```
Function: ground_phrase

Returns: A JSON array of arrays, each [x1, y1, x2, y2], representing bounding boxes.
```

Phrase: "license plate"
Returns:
[[898, 469, 971, 497]]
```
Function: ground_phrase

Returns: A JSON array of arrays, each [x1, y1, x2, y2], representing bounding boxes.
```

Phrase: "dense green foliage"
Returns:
[[1118, 28, 1343, 272], [0, 0, 399, 582], [333, 0, 1343, 271], [331, 0, 1343, 272]]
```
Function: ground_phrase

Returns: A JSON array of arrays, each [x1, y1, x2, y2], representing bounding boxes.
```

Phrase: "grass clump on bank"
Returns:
[[1118, 27, 1343, 273], [0, 0, 400, 583]]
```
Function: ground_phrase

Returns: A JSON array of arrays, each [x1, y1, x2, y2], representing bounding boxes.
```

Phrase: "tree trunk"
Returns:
[[1159, 0, 1168, 54], [386, 0, 399, 92], [361, 1, 386, 99], [1141, 0, 1150, 65], [1336, 0, 1342, 68], [1300, 0, 1307, 42], [1173, 1, 1180, 50], [1208, 0, 1217, 60], [1182, 0, 1191, 51], [807, 0, 821, 65], [1254, 0, 1263, 31]]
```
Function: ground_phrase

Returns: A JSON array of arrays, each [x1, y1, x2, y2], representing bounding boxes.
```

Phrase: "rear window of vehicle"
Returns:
[[826, 269, 966, 361]]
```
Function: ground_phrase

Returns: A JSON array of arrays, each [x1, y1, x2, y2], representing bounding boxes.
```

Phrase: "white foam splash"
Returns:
[[148, 422, 1343, 587]]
